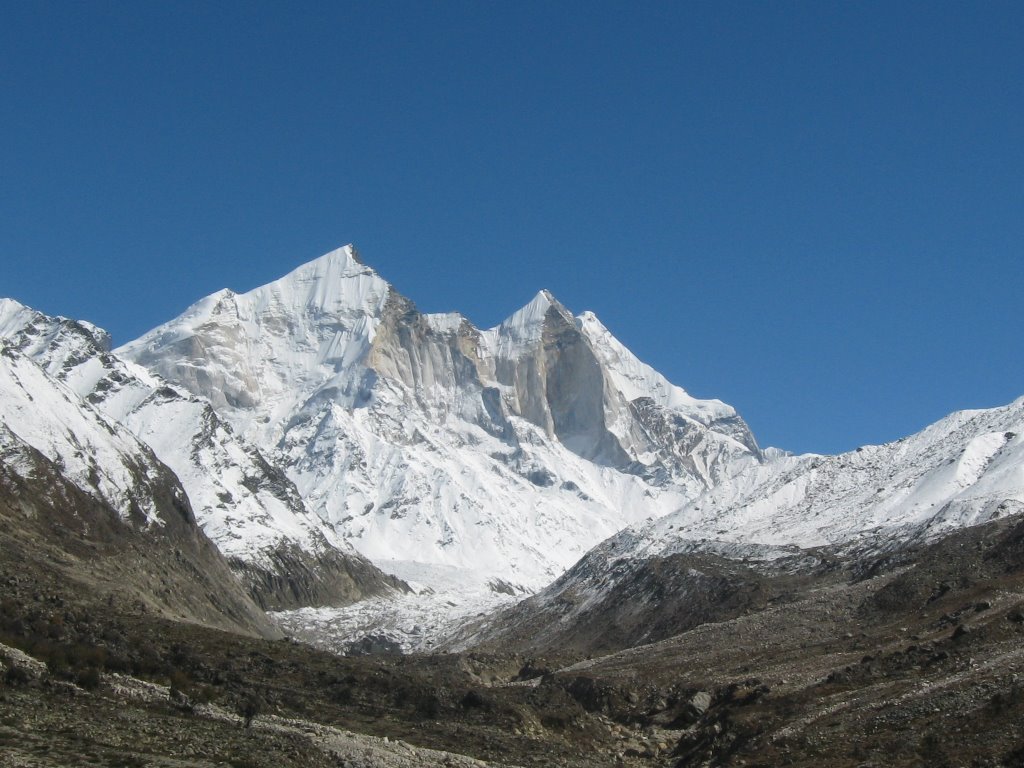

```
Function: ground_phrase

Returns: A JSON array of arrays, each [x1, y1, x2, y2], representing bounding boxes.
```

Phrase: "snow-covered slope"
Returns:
[[7, 245, 1023, 655], [0, 298, 404, 609], [119, 245, 762, 589], [623, 396, 1024, 558], [0, 343, 173, 527], [476, 396, 1024, 651]]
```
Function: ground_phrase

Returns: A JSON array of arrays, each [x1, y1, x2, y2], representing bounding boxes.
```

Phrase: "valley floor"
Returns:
[[6, 514, 1024, 767], [0, 666, 517, 768]]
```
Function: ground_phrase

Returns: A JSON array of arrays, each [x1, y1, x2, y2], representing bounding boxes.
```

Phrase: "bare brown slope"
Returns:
[[0, 427, 278, 638]]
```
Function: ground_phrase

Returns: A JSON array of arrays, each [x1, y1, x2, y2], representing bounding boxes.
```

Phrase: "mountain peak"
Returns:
[[276, 244, 372, 284], [492, 289, 574, 343], [525, 288, 556, 315], [249, 245, 391, 329], [0, 298, 34, 339], [0, 298, 113, 360], [117, 245, 763, 591]]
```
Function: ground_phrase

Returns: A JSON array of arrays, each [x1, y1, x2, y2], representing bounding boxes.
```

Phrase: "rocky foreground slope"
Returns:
[[3, 506, 1024, 767]]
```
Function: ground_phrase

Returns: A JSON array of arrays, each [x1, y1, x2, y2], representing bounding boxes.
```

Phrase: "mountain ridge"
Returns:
[[116, 244, 762, 589], [6, 245, 1022, 657], [0, 297, 406, 610], [0, 342, 277, 636], [462, 394, 1024, 653]]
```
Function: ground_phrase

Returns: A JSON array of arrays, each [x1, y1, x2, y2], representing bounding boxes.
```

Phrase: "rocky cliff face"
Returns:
[[118, 246, 762, 588], [0, 299, 406, 610]]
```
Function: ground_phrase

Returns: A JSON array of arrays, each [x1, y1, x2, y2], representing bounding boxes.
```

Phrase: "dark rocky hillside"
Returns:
[[461, 545, 826, 655], [530, 513, 1024, 766], [4, 475, 1024, 766], [0, 427, 276, 638]]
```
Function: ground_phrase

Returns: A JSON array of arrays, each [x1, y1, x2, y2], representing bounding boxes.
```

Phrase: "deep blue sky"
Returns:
[[2, 2, 1022, 455]]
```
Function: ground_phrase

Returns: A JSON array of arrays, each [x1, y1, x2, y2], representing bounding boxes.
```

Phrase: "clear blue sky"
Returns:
[[2, 2, 1022, 455]]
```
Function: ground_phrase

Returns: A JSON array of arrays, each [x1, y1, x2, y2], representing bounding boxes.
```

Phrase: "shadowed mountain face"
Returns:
[[117, 246, 761, 588]]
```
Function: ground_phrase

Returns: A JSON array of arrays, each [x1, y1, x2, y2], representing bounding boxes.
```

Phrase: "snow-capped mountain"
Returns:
[[0, 343, 176, 529], [623, 395, 1024, 556], [5, 244, 1024, 659], [470, 396, 1024, 652], [0, 298, 404, 609], [118, 245, 762, 589]]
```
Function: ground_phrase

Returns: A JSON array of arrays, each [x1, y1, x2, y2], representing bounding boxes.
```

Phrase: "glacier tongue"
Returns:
[[117, 245, 763, 590]]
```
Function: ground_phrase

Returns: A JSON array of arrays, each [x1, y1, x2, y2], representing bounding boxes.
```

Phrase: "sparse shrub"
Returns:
[[540, 711, 573, 731], [917, 732, 946, 764], [103, 651, 131, 673], [1, 622, 21, 639], [237, 693, 262, 728], [4, 665, 31, 687], [517, 659, 553, 680], [168, 668, 191, 699], [67, 643, 106, 670], [989, 685, 1024, 714], [1003, 741, 1024, 767], [131, 645, 164, 677], [415, 692, 441, 720], [42, 645, 69, 678], [193, 684, 217, 705], [0, 599, 24, 636], [76, 666, 101, 690], [461, 689, 489, 710], [168, 642, 198, 669], [329, 683, 353, 705]]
